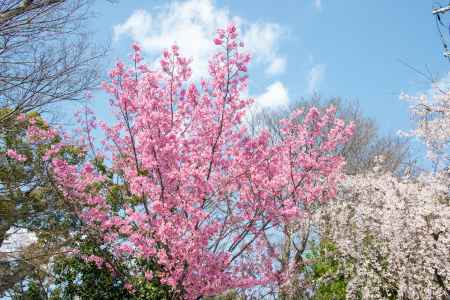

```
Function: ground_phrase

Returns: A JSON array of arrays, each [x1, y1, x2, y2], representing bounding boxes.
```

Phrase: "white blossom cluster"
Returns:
[[317, 169, 449, 299], [401, 88, 450, 169], [314, 89, 450, 299]]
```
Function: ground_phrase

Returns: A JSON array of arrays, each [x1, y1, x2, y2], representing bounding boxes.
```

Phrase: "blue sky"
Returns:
[[86, 0, 450, 137]]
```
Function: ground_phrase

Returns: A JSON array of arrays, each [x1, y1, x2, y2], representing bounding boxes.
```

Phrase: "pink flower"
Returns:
[[17, 113, 26, 122], [124, 283, 135, 293], [85, 255, 104, 268], [6, 149, 27, 162], [144, 271, 153, 280], [132, 42, 141, 52], [227, 23, 237, 34]]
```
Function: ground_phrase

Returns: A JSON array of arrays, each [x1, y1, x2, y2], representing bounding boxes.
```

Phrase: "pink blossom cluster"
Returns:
[[39, 25, 353, 298], [4, 114, 61, 163], [5, 149, 27, 162]]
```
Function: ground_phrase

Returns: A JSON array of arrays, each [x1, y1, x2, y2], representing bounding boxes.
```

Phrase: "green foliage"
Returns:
[[0, 111, 156, 299], [305, 241, 349, 300], [50, 237, 171, 300], [51, 256, 133, 299], [0, 110, 82, 297], [0, 110, 79, 236]]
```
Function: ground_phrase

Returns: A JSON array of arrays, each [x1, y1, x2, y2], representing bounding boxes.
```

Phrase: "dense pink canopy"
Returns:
[[44, 25, 353, 298]]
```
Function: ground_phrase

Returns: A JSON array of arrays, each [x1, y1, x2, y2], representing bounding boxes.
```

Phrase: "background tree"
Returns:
[[0, 0, 105, 124], [0, 110, 83, 297], [0, 109, 170, 299], [316, 166, 449, 299], [311, 84, 450, 299], [0, 0, 111, 297]]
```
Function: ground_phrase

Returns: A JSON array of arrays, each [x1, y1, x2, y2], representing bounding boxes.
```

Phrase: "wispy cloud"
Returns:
[[307, 64, 326, 93], [313, 0, 322, 11]]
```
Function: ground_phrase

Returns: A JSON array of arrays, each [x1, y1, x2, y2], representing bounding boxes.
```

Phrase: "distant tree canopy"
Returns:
[[250, 96, 413, 175], [0, 0, 108, 298], [0, 109, 83, 296], [0, 0, 104, 124]]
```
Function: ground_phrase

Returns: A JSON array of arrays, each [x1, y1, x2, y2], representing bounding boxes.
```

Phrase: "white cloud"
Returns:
[[113, 0, 286, 79], [255, 81, 289, 108], [113, 9, 152, 41], [307, 64, 326, 93], [242, 23, 286, 76], [314, 0, 322, 11], [266, 57, 286, 75]]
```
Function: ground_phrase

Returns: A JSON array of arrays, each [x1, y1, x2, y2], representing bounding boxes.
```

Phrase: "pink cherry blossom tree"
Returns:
[[46, 25, 353, 299]]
